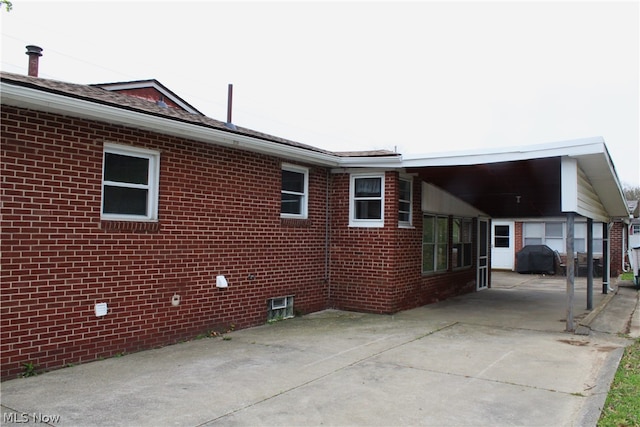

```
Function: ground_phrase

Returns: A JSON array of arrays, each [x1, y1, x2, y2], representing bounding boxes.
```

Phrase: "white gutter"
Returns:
[[1, 82, 355, 167]]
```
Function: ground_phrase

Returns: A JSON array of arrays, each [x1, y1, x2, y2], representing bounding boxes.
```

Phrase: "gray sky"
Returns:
[[2, 1, 639, 186]]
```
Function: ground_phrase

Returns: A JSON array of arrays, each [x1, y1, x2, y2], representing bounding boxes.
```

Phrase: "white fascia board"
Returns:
[[335, 156, 404, 168], [402, 137, 606, 168], [1, 83, 342, 167], [561, 157, 579, 213]]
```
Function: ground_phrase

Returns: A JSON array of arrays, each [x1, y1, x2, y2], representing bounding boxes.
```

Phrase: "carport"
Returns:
[[404, 137, 630, 331]]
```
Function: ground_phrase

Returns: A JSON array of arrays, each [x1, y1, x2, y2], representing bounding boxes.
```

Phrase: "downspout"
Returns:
[[602, 222, 612, 293], [622, 222, 629, 272], [325, 168, 331, 306]]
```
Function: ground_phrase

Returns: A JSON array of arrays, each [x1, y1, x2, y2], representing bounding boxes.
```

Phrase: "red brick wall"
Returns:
[[328, 172, 398, 313], [513, 221, 524, 271], [330, 173, 476, 314], [1, 105, 489, 381], [1, 106, 329, 380]]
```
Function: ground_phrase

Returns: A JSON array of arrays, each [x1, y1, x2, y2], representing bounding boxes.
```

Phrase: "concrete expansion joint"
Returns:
[[629, 290, 640, 339], [199, 321, 462, 426], [406, 364, 588, 397]]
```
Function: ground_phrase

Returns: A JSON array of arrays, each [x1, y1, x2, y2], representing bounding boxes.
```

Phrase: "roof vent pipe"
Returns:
[[156, 96, 168, 108], [25, 45, 43, 77], [225, 83, 237, 130]]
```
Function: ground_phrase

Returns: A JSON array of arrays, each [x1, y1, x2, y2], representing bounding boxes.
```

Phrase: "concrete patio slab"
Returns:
[[1, 272, 637, 427]]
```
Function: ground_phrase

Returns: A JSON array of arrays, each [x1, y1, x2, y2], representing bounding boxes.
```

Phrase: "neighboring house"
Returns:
[[1, 67, 630, 380]]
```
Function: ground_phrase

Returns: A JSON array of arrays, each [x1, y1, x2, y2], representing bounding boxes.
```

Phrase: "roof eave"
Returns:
[[1, 81, 344, 167]]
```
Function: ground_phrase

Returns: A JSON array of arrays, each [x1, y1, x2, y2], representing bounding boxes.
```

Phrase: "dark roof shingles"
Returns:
[[1, 72, 354, 157]]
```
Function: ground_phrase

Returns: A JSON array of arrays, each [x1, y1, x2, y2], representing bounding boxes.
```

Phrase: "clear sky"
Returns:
[[2, 1, 639, 186]]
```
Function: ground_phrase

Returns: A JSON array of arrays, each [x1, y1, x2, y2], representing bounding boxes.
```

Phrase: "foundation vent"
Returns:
[[267, 296, 294, 322]]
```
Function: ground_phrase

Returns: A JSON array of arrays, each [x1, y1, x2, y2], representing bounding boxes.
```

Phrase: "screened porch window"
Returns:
[[423, 214, 448, 273], [453, 218, 473, 269]]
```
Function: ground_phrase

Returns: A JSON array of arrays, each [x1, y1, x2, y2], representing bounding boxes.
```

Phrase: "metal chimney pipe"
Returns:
[[26, 45, 43, 77], [227, 84, 233, 124]]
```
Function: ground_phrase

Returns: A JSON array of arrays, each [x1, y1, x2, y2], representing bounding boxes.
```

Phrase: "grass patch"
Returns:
[[619, 271, 634, 281], [598, 337, 640, 427]]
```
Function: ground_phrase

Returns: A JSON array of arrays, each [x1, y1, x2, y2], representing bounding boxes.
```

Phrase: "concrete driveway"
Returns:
[[2, 272, 638, 427]]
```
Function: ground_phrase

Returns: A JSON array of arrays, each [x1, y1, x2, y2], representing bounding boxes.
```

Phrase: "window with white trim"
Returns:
[[523, 221, 604, 253], [281, 164, 308, 218], [398, 177, 413, 227], [544, 222, 564, 252], [575, 223, 604, 253], [453, 217, 473, 268], [422, 214, 449, 273], [101, 144, 160, 221], [349, 173, 384, 227]]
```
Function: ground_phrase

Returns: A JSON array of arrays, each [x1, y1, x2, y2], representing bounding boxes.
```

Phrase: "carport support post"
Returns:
[[602, 222, 609, 294], [566, 212, 575, 332], [587, 218, 593, 310]]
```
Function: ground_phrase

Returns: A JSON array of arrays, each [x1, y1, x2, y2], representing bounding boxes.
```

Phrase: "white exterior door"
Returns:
[[492, 221, 515, 270]]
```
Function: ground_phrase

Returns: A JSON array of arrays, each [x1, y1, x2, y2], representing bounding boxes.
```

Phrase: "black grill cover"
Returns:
[[516, 245, 556, 274]]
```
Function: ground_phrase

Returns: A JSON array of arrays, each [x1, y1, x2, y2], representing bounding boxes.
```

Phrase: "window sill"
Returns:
[[421, 270, 448, 277], [348, 221, 385, 228], [100, 220, 160, 233], [281, 218, 312, 228]]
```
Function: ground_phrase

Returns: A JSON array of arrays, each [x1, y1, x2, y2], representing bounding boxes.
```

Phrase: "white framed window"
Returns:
[[398, 176, 413, 227], [524, 222, 543, 246], [545, 222, 564, 252], [101, 143, 160, 221], [281, 164, 308, 219], [523, 221, 604, 254], [575, 222, 604, 253], [349, 173, 385, 227], [422, 214, 449, 273]]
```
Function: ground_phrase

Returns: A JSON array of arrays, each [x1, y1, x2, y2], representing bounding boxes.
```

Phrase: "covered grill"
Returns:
[[516, 245, 556, 274]]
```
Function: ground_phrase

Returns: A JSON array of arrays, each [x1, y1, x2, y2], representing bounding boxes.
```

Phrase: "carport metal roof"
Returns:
[[402, 137, 629, 223]]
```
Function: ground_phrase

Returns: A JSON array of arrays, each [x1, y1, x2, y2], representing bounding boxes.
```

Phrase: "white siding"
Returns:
[[561, 157, 608, 222], [422, 182, 486, 216]]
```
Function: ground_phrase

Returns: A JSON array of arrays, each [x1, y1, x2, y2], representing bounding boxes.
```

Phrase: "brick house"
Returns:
[[1, 69, 629, 380]]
